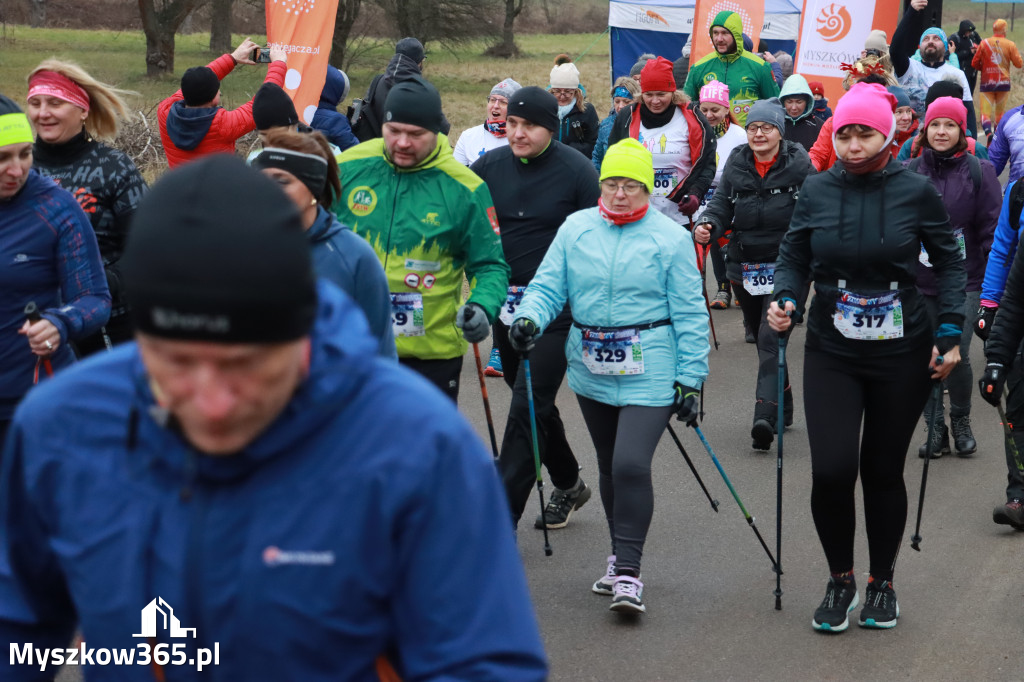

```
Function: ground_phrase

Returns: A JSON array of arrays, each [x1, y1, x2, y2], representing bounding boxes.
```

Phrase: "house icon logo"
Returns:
[[133, 597, 197, 639]]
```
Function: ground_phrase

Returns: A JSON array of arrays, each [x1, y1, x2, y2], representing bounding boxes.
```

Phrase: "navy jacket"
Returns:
[[0, 170, 110, 419], [310, 65, 359, 152], [307, 207, 396, 358], [0, 282, 547, 681]]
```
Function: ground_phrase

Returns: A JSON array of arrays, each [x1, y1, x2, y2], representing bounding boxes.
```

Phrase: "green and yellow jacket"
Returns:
[[334, 135, 509, 360], [683, 11, 780, 126]]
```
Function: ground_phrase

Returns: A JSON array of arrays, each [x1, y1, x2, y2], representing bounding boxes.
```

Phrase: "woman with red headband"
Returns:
[[26, 60, 147, 356]]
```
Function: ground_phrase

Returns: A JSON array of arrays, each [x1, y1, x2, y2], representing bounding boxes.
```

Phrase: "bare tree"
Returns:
[[330, 0, 363, 68], [372, 0, 501, 47], [209, 0, 233, 54], [486, 0, 524, 58], [29, 0, 46, 27], [138, 0, 202, 77]]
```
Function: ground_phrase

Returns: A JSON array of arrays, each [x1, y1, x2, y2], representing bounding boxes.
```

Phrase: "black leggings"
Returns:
[[576, 396, 672, 573], [803, 344, 932, 582]]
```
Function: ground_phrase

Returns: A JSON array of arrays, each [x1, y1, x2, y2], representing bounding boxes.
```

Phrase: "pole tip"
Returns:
[[544, 547, 553, 556]]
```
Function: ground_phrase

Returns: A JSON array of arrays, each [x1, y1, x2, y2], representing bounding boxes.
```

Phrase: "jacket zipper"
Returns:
[[182, 451, 210, 663], [383, 168, 401, 273]]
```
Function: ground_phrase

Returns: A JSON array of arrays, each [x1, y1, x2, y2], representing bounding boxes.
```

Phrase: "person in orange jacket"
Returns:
[[972, 19, 1024, 136]]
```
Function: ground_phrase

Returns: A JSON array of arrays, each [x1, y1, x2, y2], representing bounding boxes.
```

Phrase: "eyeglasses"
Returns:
[[745, 123, 777, 135], [486, 97, 508, 106], [600, 180, 646, 195], [550, 88, 576, 97]]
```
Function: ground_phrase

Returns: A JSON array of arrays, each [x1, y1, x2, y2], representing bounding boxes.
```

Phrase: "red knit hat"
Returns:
[[640, 57, 677, 93], [925, 96, 967, 133], [808, 81, 825, 97]]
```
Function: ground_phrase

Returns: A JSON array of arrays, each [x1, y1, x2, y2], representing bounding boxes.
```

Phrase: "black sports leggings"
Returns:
[[803, 344, 932, 582], [576, 396, 673, 573]]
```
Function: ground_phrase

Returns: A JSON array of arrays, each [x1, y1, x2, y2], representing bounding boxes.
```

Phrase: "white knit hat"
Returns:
[[549, 63, 580, 89]]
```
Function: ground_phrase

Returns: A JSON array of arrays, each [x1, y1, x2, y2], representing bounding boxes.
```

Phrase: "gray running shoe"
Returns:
[[535, 478, 591, 529]]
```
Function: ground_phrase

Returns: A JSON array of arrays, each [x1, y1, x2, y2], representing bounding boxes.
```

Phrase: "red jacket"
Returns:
[[158, 55, 287, 168]]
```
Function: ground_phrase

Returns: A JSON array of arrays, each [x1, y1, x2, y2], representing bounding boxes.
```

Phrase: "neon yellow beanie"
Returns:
[[599, 138, 654, 193]]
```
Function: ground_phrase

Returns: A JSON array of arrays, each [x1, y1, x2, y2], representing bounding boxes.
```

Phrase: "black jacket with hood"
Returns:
[[360, 54, 451, 140], [700, 140, 811, 283], [773, 158, 966, 360], [779, 74, 821, 153]]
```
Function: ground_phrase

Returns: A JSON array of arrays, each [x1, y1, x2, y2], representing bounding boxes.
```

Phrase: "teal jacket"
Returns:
[[515, 207, 710, 406]]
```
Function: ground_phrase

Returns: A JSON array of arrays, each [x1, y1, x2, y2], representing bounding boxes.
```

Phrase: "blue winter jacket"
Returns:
[[308, 206, 396, 358], [989, 105, 1024, 182], [591, 112, 616, 172], [515, 207, 710, 406], [982, 179, 1024, 303], [0, 170, 110, 419], [0, 282, 547, 681], [310, 65, 359, 152]]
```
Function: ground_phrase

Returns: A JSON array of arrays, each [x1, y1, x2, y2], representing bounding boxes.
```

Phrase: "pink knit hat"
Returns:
[[924, 96, 967, 133], [699, 80, 730, 109], [832, 82, 897, 137]]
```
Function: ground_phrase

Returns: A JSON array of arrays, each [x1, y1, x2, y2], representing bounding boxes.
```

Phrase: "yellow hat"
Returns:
[[599, 138, 654, 194]]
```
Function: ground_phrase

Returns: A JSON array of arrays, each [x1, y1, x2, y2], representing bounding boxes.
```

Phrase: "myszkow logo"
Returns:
[[816, 3, 852, 43]]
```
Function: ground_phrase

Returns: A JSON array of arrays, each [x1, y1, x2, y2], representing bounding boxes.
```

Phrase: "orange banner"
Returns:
[[265, 0, 339, 125], [795, 0, 901, 114], [690, 0, 766, 67]]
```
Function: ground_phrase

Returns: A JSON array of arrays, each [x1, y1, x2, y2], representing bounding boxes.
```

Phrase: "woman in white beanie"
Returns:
[[549, 60, 600, 160]]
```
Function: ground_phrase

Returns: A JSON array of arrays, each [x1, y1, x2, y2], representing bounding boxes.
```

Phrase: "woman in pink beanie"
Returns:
[[766, 81, 967, 633], [906, 96, 1000, 459]]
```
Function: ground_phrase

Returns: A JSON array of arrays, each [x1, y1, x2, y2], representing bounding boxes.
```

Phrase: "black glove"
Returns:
[[673, 382, 701, 425], [979, 362, 1007, 407], [509, 318, 539, 354], [975, 304, 997, 341], [455, 303, 489, 343]]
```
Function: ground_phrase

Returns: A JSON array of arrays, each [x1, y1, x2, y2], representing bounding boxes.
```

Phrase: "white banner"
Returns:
[[762, 14, 800, 41], [609, 2, 694, 32], [797, 0, 873, 77]]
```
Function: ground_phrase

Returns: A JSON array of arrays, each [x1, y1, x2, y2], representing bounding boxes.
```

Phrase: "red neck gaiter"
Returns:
[[598, 197, 649, 226]]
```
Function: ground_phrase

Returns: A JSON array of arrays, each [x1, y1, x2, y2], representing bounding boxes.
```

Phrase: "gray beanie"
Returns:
[[630, 53, 656, 77], [490, 78, 522, 100], [747, 97, 786, 135], [887, 85, 911, 110]]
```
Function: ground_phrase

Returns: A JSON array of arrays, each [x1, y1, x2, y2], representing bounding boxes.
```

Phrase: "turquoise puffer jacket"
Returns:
[[515, 206, 710, 406]]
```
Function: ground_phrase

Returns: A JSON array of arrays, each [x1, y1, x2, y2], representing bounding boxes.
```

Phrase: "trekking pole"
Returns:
[[911, 375, 944, 551], [687, 217, 719, 350], [471, 343, 500, 459], [24, 302, 54, 384], [523, 353, 553, 556], [691, 425, 780, 573], [666, 424, 719, 512], [774, 321, 791, 611]]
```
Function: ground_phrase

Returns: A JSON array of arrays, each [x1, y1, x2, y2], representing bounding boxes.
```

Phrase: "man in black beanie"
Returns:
[[245, 83, 345, 164], [334, 77, 509, 401], [0, 154, 548, 680], [158, 38, 288, 168], [470, 86, 600, 532]]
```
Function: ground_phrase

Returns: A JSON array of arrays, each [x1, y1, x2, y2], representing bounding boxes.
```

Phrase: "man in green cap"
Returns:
[[683, 11, 780, 125]]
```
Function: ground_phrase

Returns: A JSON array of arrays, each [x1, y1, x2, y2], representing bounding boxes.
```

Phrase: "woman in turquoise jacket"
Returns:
[[510, 139, 710, 615]]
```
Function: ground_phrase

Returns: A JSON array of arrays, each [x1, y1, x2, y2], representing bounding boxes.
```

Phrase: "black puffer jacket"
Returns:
[[700, 140, 811, 282], [773, 158, 966, 359], [33, 131, 147, 320], [555, 102, 600, 160]]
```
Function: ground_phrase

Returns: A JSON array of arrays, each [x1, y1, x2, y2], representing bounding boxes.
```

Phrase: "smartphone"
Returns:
[[251, 47, 272, 63]]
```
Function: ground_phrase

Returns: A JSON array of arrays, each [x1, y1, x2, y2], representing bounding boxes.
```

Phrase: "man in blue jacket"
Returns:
[[0, 156, 547, 681]]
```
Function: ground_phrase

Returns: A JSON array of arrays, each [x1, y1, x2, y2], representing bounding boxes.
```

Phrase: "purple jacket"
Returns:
[[913, 149, 1000, 295]]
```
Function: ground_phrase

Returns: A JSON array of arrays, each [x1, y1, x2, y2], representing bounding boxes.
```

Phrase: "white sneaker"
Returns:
[[610, 575, 645, 613], [591, 555, 616, 595]]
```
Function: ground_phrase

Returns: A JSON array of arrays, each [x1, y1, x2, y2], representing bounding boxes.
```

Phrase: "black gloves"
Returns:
[[979, 362, 1007, 407], [673, 383, 701, 425], [455, 303, 490, 343], [975, 304, 997, 341], [509, 318, 539, 354]]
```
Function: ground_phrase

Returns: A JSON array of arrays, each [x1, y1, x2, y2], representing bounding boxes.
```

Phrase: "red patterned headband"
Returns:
[[27, 71, 90, 113]]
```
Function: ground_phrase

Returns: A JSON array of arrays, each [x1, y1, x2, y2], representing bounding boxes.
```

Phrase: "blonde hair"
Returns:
[[27, 59, 136, 142], [611, 76, 640, 99]]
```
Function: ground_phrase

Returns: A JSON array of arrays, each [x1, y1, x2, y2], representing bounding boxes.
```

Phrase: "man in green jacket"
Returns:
[[683, 11, 780, 126], [334, 77, 509, 401]]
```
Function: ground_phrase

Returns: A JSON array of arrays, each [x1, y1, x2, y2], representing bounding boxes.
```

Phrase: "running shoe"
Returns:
[[535, 477, 592, 529], [812, 577, 859, 632], [483, 347, 503, 377], [992, 499, 1024, 530], [858, 578, 899, 629], [610, 575, 645, 613], [592, 555, 616, 595], [710, 285, 731, 310]]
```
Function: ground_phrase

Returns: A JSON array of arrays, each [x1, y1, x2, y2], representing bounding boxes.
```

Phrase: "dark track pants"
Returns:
[[494, 312, 581, 526], [576, 396, 673, 573], [1001, 343, 1024, 503], [400, 356, 463, 402], [803, 343, 932, 581], [732, 284, 792, 426]]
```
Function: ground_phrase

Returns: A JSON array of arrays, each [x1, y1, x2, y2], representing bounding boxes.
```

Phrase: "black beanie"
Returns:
[[253, 83, 299, 130], [180, 66, 221, 107], [122, 156, 317, 343], [383, 77, 444, 133], [507, 86, 559, 133], [925, 79, 963, 109], [395, 37, 425, 64]]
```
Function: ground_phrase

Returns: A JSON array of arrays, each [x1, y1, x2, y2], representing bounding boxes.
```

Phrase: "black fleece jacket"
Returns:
[[773, 158, 966, 359]]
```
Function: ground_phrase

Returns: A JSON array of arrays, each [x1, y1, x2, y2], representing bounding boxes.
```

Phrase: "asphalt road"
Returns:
[[459, 299, 1024, 682]]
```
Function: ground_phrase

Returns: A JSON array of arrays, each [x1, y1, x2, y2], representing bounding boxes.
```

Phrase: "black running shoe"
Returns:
[[859, 579, 899, 629], [812, 577, 859, 632], [535, 478, 591, 529], [992, 499, 1024, 530]]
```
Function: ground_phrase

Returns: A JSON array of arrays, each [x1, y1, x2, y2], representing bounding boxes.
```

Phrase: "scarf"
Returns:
[[557, 102, 575, 120], [598, 197, 648, 226], [484, 119, 507, 137]]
